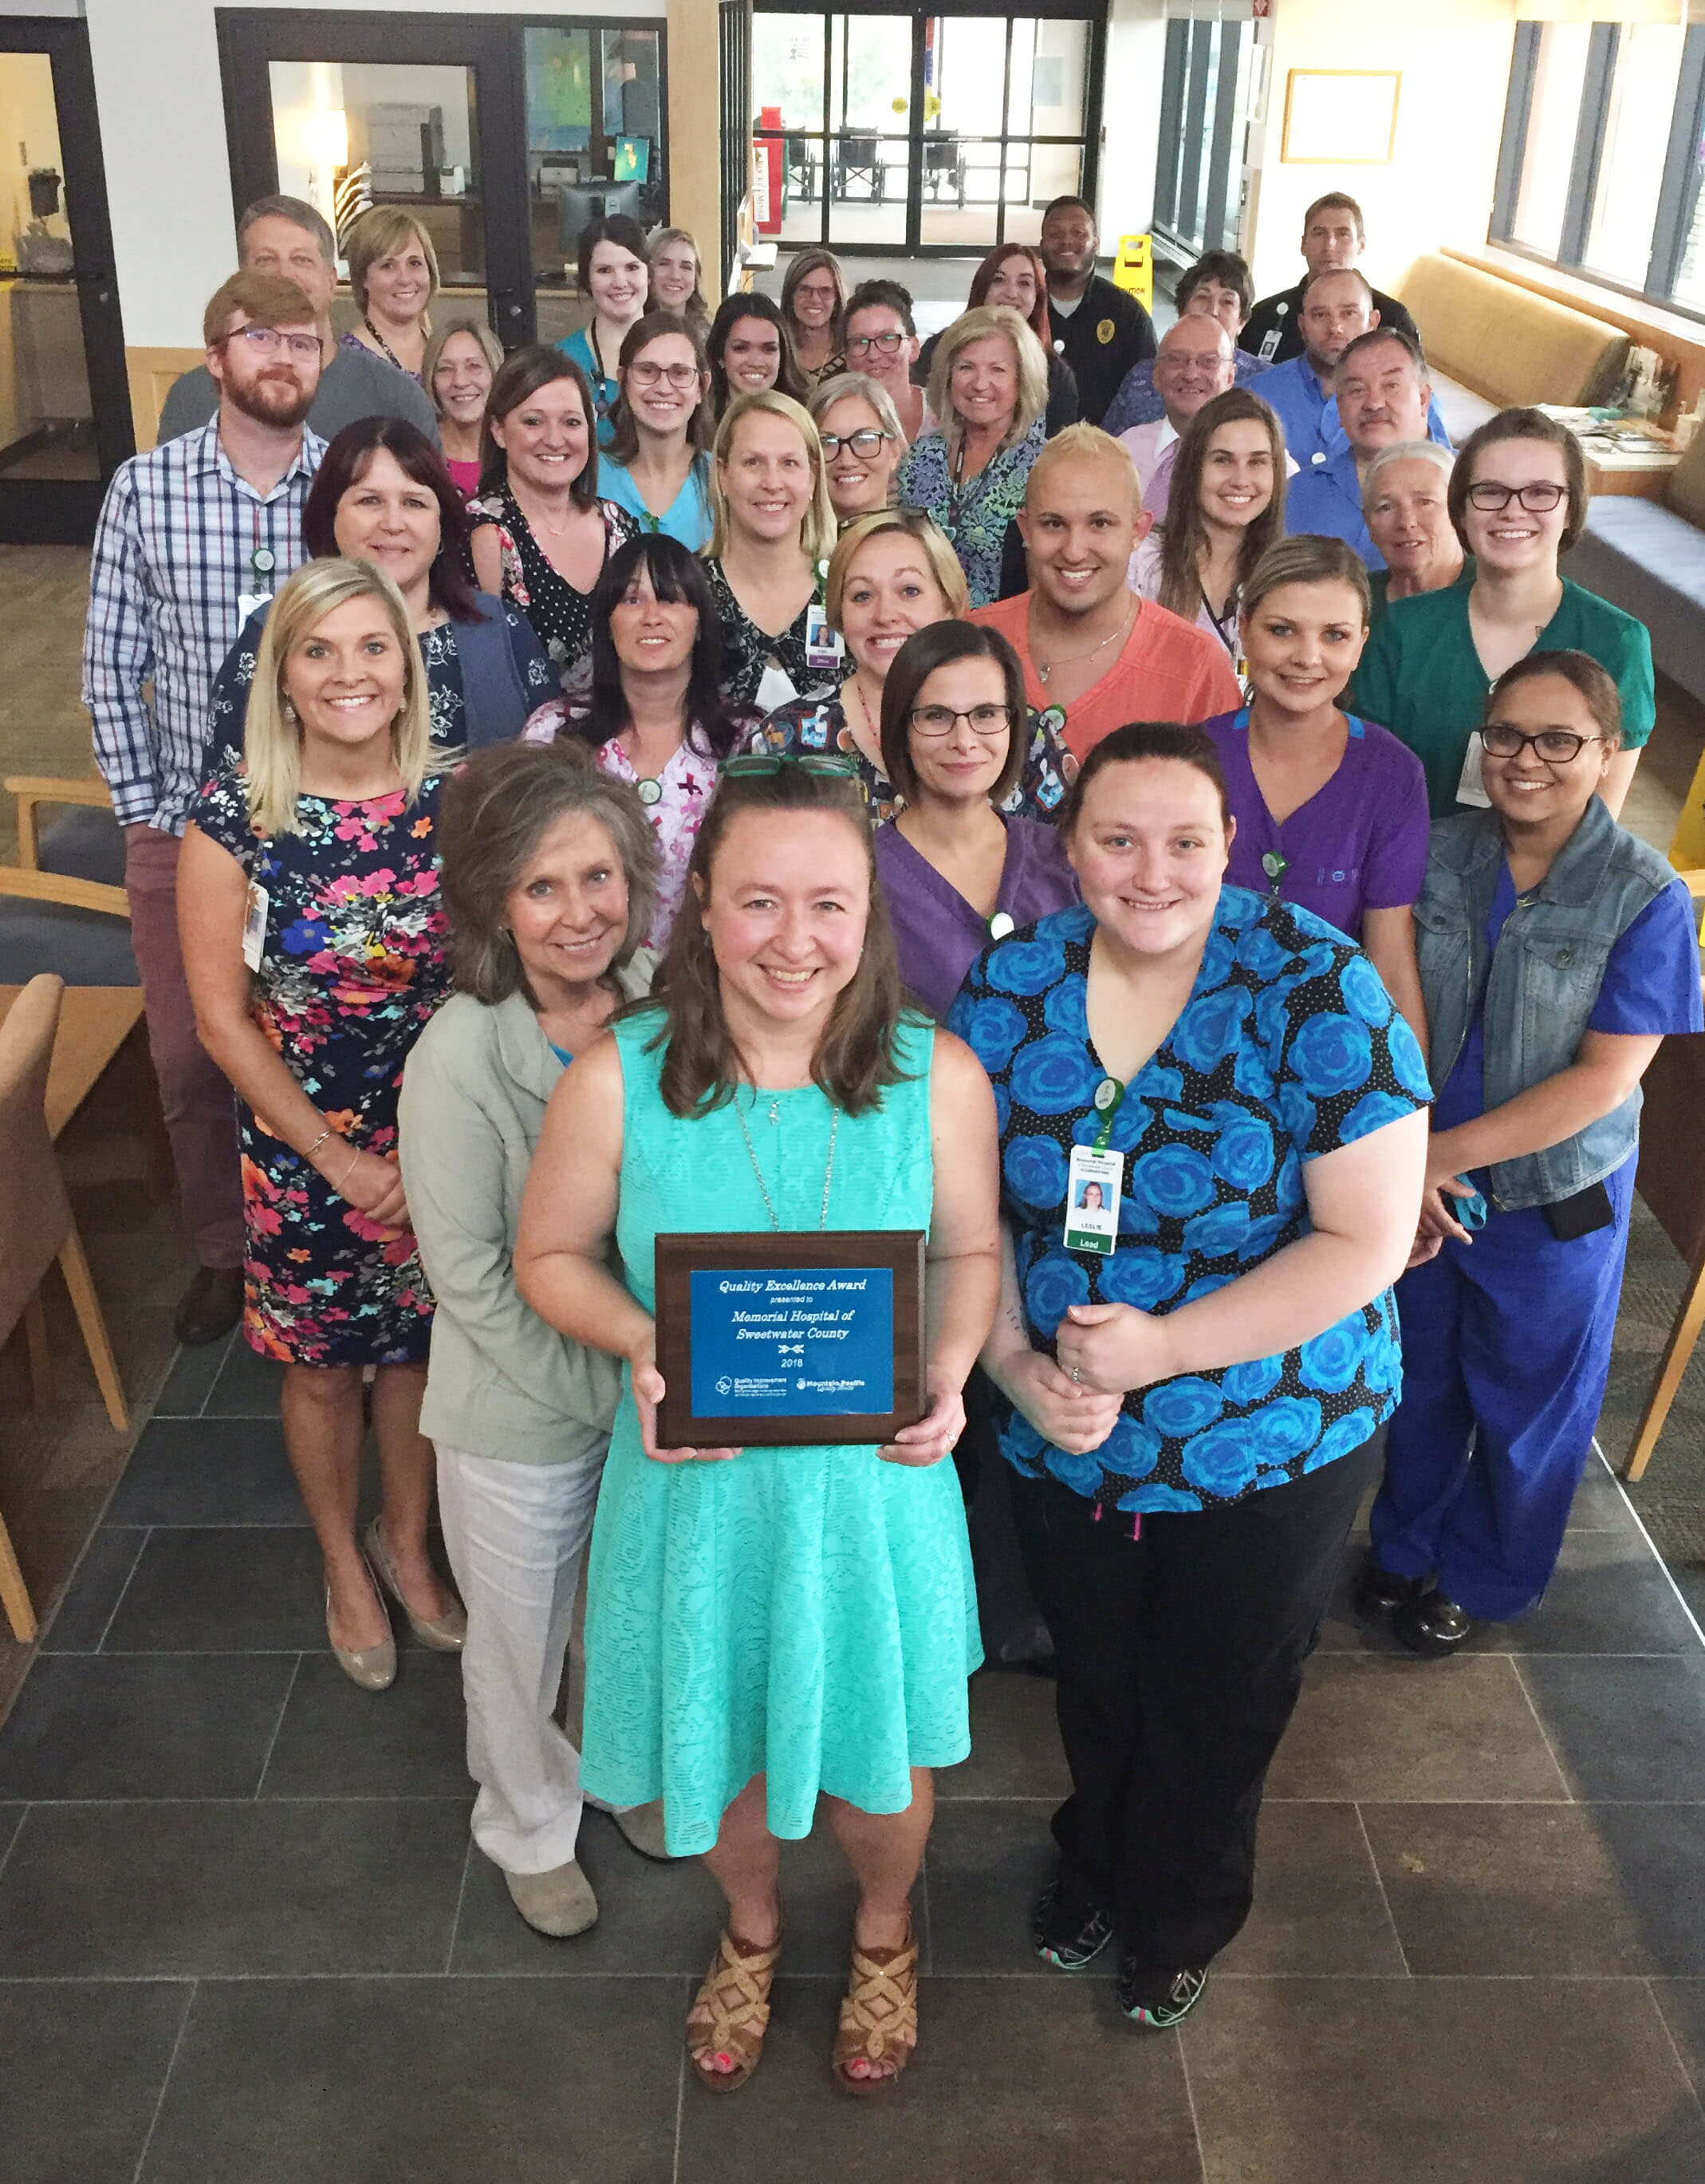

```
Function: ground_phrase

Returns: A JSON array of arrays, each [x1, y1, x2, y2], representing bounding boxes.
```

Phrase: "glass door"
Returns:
[[1152, 10, 1264, 260], [753, 5, 1101, 260], [0, 22, 131, 545]]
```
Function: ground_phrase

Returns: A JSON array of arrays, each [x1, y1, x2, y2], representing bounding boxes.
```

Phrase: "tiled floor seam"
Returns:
[[1173, 2016, 1211, 2184], [443, 1835, 474, 1973], [250, 1654, 301, 1799], [1353, 1802, 1413, 1977], [1648, 1976, 1705, 2118], [1507, 1657, 1574, 1799], [0, 1804, 23, 1885], [1597, 1438, 1705, 1654], [126, 1975, 197, 2184], [668, 2044, 686, 2184], [91, 1528, 150, 1653]]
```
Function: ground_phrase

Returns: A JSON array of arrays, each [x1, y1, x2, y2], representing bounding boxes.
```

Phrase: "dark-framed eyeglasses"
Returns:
[[908, 703, 1012, 739], [722, 752, 860, 781], [848, 331, 906, 355], [1479, 723, 1602, 763], [1464, 480, 1569, 514], [214, 325, 321, 361], [818, 428, 893, 460], [628, 361, 703, 390]]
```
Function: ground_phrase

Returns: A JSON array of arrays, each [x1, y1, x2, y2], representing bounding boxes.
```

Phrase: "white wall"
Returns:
[[1246, 0, 1516, 302], [1101, 0, 1167, 250], [83, 0, 662, 349]]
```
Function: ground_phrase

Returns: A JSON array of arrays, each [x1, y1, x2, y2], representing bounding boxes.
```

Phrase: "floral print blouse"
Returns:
[[895, 419, 1046, 609], [466, 486, 639, 678]]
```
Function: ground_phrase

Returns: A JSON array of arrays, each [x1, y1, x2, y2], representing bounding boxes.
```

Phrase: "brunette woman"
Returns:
[[560, 214, 650, 446], [423, 320, 502, 499], [598, 311, 714, 550], [705, 293, 808, 419], [1132, 388, 1286, 674], [780, 246, 848, 388], [468, 349, 640, 678]]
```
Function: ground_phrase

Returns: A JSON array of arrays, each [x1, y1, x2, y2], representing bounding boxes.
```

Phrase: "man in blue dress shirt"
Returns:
[[1259, 270, 1451, 475], [1285, 327, 1435, 569]]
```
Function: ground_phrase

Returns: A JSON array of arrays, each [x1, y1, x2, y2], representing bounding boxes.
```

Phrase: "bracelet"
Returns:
[[305, 1126, 335, 1161], [336, 1146, 360, 1192]]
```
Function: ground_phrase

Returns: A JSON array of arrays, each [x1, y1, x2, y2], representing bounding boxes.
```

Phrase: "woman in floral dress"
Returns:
[[179, 558, 465, 1694]]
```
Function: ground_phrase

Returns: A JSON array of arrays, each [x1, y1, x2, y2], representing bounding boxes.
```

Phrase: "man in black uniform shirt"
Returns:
[[1038, 195, 1156, 429], [1238, 191, 1419, 368]]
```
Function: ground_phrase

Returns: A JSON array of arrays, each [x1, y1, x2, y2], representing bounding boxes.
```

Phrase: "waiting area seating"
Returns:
[[1571, 431, 1705, 709], [1396, 252, 1630, 446]]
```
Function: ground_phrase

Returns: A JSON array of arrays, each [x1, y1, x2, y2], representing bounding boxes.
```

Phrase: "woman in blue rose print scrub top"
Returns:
[[948, 720, 1431, 2031]]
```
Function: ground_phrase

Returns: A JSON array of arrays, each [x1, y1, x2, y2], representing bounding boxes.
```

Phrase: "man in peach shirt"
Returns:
[[969, 425, 1242, 762]]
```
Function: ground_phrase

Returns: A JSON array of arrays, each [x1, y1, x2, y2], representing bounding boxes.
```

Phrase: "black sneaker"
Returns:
[[1031, 1870, 1114, 1970], [1353, 1557, 1424, 1625], [1393, 1587, 1475, 1658], [1117, 1959, 1207, 2028]]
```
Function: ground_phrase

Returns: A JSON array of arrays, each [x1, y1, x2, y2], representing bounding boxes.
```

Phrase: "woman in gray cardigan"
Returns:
[[400, 739, 661, 1938]]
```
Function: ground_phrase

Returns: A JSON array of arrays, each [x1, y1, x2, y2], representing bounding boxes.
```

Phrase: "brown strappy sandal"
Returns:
[[686, 1927, 780, 2094], [831, 1918, 919, 2095]]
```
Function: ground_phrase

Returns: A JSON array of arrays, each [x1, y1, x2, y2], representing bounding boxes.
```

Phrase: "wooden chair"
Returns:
[[1624, 866, 1705, 1482], [0, 976, 131, 1641]]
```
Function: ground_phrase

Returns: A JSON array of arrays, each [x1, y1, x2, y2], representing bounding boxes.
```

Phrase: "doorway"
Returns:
[[218, 10, 668, 353], [752, 3, 1105, 258], [1152, 10, 1265, 262], [0, 19, 132, 546]]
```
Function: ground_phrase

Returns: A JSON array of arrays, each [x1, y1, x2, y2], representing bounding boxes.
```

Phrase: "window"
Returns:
[[1493, 19, 1705, 323], [1584, 24, 1684, 285], [1509, 24, 1590, 261]]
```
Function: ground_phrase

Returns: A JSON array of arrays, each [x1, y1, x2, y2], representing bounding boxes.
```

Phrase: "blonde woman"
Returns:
[[423, 318, 503, 498], [648, 227, 709, 324], [178, 558, 463, 1693], [341, 206, 439, 380], [809, 371, 905, 525], [896, 305, 1049, 608], [702, 388, 838, 720]]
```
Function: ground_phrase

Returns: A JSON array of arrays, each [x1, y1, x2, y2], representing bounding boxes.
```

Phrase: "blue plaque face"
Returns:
[[689, 1265, 896, 1421]]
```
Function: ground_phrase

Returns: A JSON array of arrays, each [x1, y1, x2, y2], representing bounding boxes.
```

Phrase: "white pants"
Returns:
[[435, 1441, 607, 1875]]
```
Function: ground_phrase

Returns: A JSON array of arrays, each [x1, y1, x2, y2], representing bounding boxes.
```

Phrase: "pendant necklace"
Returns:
[[734, 1091, 837, 1231], [363, 317, 410, 373], [1034, 600, 1135, 685]]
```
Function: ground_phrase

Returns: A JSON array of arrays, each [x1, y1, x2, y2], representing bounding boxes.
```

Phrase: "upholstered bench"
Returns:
[[1394, 253, 1630, 447], [1569, 431, 1705, 708]]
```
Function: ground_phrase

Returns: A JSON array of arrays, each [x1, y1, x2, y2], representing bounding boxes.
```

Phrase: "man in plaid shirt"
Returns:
[[82, 267, 325, 1344]]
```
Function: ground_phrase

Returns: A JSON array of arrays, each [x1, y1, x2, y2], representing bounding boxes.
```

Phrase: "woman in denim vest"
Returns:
[[1360, 651, 1702, 1655]]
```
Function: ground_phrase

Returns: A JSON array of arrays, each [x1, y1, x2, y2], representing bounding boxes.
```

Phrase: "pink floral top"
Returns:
[[592, 733, 722, 952]]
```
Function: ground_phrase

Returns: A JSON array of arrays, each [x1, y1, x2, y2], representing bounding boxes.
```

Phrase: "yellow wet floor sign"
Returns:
[[1112, 234, 1152, 313], [1669, 743, 1705, 876]]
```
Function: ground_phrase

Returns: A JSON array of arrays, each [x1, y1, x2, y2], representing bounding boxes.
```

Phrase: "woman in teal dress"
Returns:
[[515, 758, 998, 2095]]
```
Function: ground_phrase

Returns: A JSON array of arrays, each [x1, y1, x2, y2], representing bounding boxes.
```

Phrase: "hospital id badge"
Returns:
[[1455, 735, 1492, 809], [1258, 325, 1283, 362], [1065, 1144, 1121, 1256], [804, 605, 845, 674], [237, 590, 272, 624], [242, 880, 268, 972]]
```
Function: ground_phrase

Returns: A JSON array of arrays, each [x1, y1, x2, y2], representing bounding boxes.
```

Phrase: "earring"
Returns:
[[282, 698, 299, 724]]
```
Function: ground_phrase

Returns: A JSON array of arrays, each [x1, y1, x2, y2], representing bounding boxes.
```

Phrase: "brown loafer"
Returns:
[[172, 1264, 244, 1346]]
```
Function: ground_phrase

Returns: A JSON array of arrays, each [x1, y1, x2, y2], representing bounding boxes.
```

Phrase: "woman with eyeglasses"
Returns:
[[842, 278, 925, 444], [809, 373, 904, 524], [514, 758, 1000, 2094], [560, 215, 651, 448], [1359, 652, 1701, 1658], [1354, 409, 1654, 818], [743, 507, 1073, 826], [706, 294, 809, 420], [598, 311, 715, 550], [872, 621, 1077, 1023], [781, 247, 849, 390]]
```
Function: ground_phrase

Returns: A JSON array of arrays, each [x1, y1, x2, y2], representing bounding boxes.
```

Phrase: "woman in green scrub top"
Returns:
[[1353, 408, 1652, 819]]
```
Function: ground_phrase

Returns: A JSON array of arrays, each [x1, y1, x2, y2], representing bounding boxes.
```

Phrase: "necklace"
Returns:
[[733, 1091, 837, 1231], [1034, 600, 1135, 685], [363, 316, 411, 373], [517, 487, 577, 541]]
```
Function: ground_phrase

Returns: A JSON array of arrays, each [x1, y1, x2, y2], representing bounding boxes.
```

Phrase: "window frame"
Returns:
[[1490, 15, 1705, 329]]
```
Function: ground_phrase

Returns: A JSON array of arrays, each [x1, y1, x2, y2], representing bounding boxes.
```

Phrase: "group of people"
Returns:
[[79, 183, 1703, 2096]]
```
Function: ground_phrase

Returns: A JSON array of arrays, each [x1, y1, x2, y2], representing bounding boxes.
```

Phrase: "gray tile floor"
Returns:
[[4, 1335, 1705, 2182]]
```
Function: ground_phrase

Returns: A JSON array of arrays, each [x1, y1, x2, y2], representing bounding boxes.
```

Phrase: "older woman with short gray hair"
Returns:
[[1362, 440, 1462, 619], [398, 738, 667, 1942]]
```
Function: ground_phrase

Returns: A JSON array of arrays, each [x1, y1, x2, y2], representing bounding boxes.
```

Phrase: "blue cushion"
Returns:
[[1572, 498, 1705, 707], [37, 806, 126, 888], [0, 899, 137, 986]]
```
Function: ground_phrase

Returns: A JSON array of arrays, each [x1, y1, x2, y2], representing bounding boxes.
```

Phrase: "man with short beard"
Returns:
[[83, 269, 326, 1347], [1039, 196, 1156, 429], [968, 425, 1241, 763]]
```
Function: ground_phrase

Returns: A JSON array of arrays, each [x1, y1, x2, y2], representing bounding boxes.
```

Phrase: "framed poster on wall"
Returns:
[[1281, 70, 1400, 164]]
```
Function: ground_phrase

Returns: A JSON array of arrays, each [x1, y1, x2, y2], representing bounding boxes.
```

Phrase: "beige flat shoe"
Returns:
[[504, 1859, 599, 1938], [364, 1514, 467, 1652], [587, 1796, 679, 1862], [325, 1575, 396, 1692]]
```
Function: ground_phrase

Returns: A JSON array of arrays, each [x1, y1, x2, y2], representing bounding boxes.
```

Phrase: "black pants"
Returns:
[[1009, 1441, 1376, 1977]]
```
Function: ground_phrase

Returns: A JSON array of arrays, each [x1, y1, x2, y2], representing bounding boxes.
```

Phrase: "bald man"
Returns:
[[1115, 317, 1237, 521], [969, 424, 1242, 761], [1260, 268, 1451, 473]]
